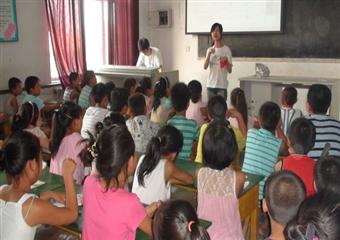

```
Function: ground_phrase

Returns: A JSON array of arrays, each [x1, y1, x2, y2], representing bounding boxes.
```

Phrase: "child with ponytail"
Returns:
[[82, 125, 160, 239], [229, 87, 248, 138], [153, 199, 210, 240], [50, 101, 85, 184], [132, 125, 193, 204], [150, 76, 171, 124]]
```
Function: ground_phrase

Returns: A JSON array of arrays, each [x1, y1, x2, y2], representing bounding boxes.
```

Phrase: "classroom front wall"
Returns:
[[0, 0, 51, 91], [139, 0, 340, 120]]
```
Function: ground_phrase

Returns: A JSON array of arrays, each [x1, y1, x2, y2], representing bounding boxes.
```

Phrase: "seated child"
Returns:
[[5, 77, 23, 117], [81, 83, 110, 139], [151, 77, 171, 124], [280, 86, 303, 135], [0, 131, 78, 240], [23, 76, 59, 112], [167, 82, 199, 161], [284, 191, 340, 240], [153, 199, 210, 240], [195, 95, 246, 164], [275, 118, 316, 196], [197, 122, 245, 240], [306, 84, 340, 160], [314, 156, 340, 194], [229, 87, 248, 138], [242, 102, 286, 200], [82, 125, 161, 239], [186, 80, 206, 127], [50, 102, 86, 184], [110, 87, 129, 117], [139, 77, 154, 114], [79, 70, 97, 109], [63, 72, 81, 103], [123, 77, 137, 96], [126, 93, 159, 153], [12, 102, 49, 149], [132, 125, 193, 204], [263, 171, 306, 240]]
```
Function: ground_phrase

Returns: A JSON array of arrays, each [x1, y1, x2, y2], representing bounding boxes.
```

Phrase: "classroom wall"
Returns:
[[0, 0, 50, 91], [139, 0, 340, 119]]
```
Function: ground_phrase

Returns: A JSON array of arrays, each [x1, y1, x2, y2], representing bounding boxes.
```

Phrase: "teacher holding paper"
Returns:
[[203, 23, 232, 100]]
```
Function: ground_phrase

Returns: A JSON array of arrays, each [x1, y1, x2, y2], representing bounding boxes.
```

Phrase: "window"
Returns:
[[48, 0, 110, 80]]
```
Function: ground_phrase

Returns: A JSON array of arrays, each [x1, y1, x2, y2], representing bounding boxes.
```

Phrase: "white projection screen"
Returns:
[[186, 0, 282, 34]]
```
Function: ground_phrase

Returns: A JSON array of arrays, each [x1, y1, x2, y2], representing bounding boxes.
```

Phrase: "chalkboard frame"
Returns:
[[185, 0, 284, 35]]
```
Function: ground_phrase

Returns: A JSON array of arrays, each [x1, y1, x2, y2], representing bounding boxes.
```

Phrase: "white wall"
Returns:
[[0, 0, 50, 90], [139, 0, 340, 118]]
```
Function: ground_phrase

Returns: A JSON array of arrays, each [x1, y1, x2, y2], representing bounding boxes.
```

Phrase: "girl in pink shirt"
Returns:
[[82, 125, 160, 240], [50, 102, 85, 184]]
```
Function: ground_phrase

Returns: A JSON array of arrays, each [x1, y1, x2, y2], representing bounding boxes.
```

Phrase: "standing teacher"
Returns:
[[204, 23, 232, 100]]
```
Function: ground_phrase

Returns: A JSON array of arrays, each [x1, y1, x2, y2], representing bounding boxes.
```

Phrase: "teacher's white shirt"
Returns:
[[207, 45, 232, 89]]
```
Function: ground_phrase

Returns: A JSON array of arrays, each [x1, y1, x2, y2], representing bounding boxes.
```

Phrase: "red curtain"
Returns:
[[108, 0, 139, 65], [45, 0, 86, 87]]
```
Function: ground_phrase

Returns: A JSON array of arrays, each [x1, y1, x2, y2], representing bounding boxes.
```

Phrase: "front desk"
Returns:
[[95, 65, 179, 87]]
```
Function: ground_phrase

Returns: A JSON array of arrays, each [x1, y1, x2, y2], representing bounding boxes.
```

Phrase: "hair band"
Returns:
[[88, 142, 98, 160], [63, 112, 72, 120], [187, 221, 195, 232]]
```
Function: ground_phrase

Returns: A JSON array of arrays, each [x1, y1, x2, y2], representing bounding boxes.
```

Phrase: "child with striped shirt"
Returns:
[[242, 102, 287, 200], [79, 70, 97, 109], [167, 83, 199, 161]]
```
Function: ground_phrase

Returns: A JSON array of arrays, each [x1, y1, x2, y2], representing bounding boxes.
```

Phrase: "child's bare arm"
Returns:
[[235, 171, 246, 197], [139, 202, 161, 237], [165, 161, 194, 185]]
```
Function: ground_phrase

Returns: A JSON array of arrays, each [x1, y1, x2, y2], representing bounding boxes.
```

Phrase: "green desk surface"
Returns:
[[175, 160, 264, 197], [54, 186, 211, 240], [0, 168, 65, 195]]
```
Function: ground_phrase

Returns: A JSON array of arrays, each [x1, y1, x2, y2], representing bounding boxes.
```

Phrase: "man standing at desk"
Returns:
[[136, 38, 163, 72]]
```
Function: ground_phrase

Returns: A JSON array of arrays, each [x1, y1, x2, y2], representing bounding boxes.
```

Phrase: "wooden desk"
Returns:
[[0, 168, 65, 195], [175, 160, 264, 240]]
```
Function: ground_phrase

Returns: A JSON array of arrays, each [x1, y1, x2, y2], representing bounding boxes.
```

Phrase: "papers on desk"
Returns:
[[243, 180, 250, 189], [31, 180, 45, 189], [51, 194, 83, 208]]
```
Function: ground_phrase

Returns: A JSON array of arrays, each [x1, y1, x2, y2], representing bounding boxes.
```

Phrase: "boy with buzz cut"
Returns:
[[306, 84, 340, 160], [275, 118, 316, 196], [126, 93, 159, 153], [6, 77, 23, 117], [242, 101, 287, 200], [167, 82, 199, 161], [263, 171, 306, 240], [314, 156, 340, 195], [281, 85, 303, 135]]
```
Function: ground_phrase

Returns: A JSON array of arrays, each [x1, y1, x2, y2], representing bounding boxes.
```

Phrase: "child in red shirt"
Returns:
[[275, 118, 316, 196]]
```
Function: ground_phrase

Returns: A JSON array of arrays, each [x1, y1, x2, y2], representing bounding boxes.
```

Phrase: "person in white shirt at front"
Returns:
[[136, 38, 163, 72], [204, 22, 232, 100]]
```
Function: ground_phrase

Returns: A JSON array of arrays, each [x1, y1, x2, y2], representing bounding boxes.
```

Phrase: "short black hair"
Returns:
[[259, 101, 281, 132], [288, 118, 316, 154], [123, 78, 137, 93], [110, 88, 129, 112], [307, 84, 331, 114], [91, 83, 110, 104], [203, 122, 238, 170], [314, 156, 340, 195], [24, 76, 39, 93], [69, 72, 79, 83], [207, 95, 227, 121], [264, 171, 306, 225], [84, 70, 95, 85], [282, 86, 298, 107], [170, 82, 190, 112], [138, 38, 150, 52], [8, 77, 21, 92], [128, 93, 146, 116], [188, 80, 202, 104], [140, 77, 152, 92]]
